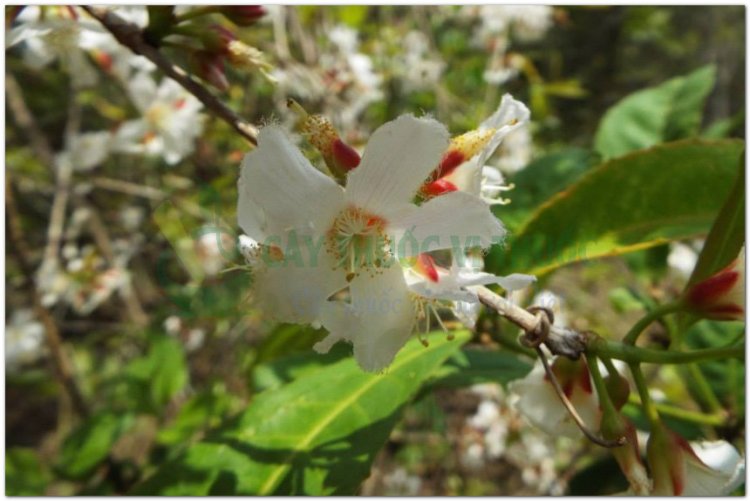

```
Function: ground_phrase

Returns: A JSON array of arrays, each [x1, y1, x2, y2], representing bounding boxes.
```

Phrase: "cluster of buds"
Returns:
[[219, 6, 266, 27]]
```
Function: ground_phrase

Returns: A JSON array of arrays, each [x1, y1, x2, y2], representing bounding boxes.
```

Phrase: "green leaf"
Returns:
[[123, 336, 188, 413], [425, 348, 532, 391], [57, 412, 134, 480], [499, 148, 598, 231], [156, 385, 238, 447], [133, 332, 470, 495], [595, 66, 716, 159], [486, 139, 744, 276], [6, 448, 51, 495], [686, 152, 745, 286]]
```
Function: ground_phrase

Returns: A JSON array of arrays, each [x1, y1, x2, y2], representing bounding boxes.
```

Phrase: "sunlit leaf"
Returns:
[[595, 65, 716, 159], [132, 332, 470, 495], [486, 139, 744, 276]]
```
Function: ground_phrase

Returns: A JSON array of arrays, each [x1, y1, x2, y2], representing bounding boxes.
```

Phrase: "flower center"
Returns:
[[326, 206, 390, 282]]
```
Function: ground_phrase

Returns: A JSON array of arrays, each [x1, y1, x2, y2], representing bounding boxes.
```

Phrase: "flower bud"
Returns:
[[288, 100, 361, 179], [684, 247, 744, 321], [600, 413, 650, 495], [201, 24, 236, 54], [433, 128, 496, 179], [221, 6, 266, 27], [194, 51, 229, 92], [604, 368, 630, 411], [421, 178, 458, 198]]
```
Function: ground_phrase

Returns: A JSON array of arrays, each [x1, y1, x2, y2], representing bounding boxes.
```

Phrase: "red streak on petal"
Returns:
[[174, 98, 187, 110], [332, 139, 361, 171], [579, 361, 593, 394], [415, 253, 439, 283], [422, 179, 458, 197], [434, 149, 465, 178], [94, 52, 113, 72]]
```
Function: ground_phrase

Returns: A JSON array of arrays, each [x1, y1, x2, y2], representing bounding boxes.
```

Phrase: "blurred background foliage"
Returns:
[[5, 5, 745, 495]]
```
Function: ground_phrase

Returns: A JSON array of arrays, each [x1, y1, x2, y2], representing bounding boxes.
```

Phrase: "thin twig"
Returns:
[[6, 176, 90, 419], [81, 5, 258, 145], [91, 176, 166, 201]]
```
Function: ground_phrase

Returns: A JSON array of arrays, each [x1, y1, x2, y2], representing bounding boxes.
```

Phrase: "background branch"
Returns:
[[82, 5, 259, 146]]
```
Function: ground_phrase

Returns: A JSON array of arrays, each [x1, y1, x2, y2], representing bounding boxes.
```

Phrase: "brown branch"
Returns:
[[6, 176, 90, 419], [81, 5, 258, 146]]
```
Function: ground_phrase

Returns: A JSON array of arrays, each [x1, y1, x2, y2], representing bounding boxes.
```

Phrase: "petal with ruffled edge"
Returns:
[[346, 115, 449, 220], [252, 247, 347, 325], [390, 191, 505, 258], [476, 93, 531, 169], [238, 126, 346, 244], [316, 265, 416, 373]]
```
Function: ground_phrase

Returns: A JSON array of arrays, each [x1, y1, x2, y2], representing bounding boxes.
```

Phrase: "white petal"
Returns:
[[345, 115, 449, 219], [476, 93, 531, 169], [238, 126, 345, 243], [390, 191, 505, 258], [126, 71, 158, 113], [111, 120, 149, 154], [253, 247, 347, 325], [684, 441, 745, 495], [317, 265, 416, 372]]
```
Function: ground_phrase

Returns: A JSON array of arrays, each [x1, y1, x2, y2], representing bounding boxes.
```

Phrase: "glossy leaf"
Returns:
[[486, 139, 744, 276], [595, 66, 716, 159], [133, 332, 470, 495], [425, 348, 532, 391]]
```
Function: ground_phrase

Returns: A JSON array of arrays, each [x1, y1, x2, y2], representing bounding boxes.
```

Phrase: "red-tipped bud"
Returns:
[[221, 6, 266, 27], [202, 24, 236, 54], [684, 247, 744, 321], [600, 415, 649, 495], [288, 100, 360, 179], [421, 178, 458, 198], [433, 128, 496, 179], [548, 357, 593, 398], [414, 253, 439, 283], [195, 52, 229, 92], [92, 51, 113, 73]]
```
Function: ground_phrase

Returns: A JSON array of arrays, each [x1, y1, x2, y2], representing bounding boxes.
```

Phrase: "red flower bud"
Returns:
[[421, 178, 458, 198], [202, 24, 236, 54], [195, 52, 229, 92], [222, 6, 266, 27], [684, 247, 744, 321]]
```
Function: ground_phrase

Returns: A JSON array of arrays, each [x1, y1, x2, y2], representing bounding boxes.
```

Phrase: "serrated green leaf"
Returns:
[[57, 412, 134, 480], [133, 332, 470, 495], [595, 65, 716, 159], [486, 139, 744, 276]]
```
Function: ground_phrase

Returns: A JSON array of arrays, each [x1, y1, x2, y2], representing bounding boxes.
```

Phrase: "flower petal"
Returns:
[[390, 191, 505, 258], [238, 126, 345, 243], [252, 247, 347, 325], [317, 265, 416, 372], [476, 93, 531, 170], [346, 115, 449, 219]]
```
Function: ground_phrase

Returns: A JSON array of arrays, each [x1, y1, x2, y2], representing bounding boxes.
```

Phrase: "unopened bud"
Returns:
[[201, 24, 236, 54], [194, 51, 229, 92], [221, 6, 266, 27], [288, 99, 361, 178], [684, 247, 744, 321], [601, 415, 650, 495], [414, 253, 439, 283], [604, 368, 630, 410], [548, 357, 593, 398], [421, 178, 458, 198], [434, 128, 496, 179]]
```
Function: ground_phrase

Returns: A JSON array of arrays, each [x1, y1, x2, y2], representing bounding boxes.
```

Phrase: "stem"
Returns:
[[174, 6, 221, 23], [623, 302, 684, 345], [586, 354, 618, 417], [626, 396, 726, 427], [589, 338, 743, 365], [685, 364, 723, 413], [83, 6, 258, 145], [629, 363, 660, 428]]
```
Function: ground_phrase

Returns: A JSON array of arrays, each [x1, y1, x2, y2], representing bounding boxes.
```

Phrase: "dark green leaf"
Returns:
[[57, 412, 134, 480], [425, 348, 532, 390], [486, 139, 744, 276], [133, 332, 470, 495], [6, 448, 51, 495], [595, 66, 716, 159]]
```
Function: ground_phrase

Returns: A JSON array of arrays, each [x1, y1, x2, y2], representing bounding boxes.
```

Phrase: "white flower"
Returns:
[[112, 72, 204, 165], [508, 357, 600, 438], [667, 241, 701, 279], [237, 115, 505, 371], [6, 309, 46, 372], [475, 5, 554, 44], [443, 94, 531, 205], [495, 126, 533, 174], [55, 131, 113, 172], [7, 6, 101, 88]]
